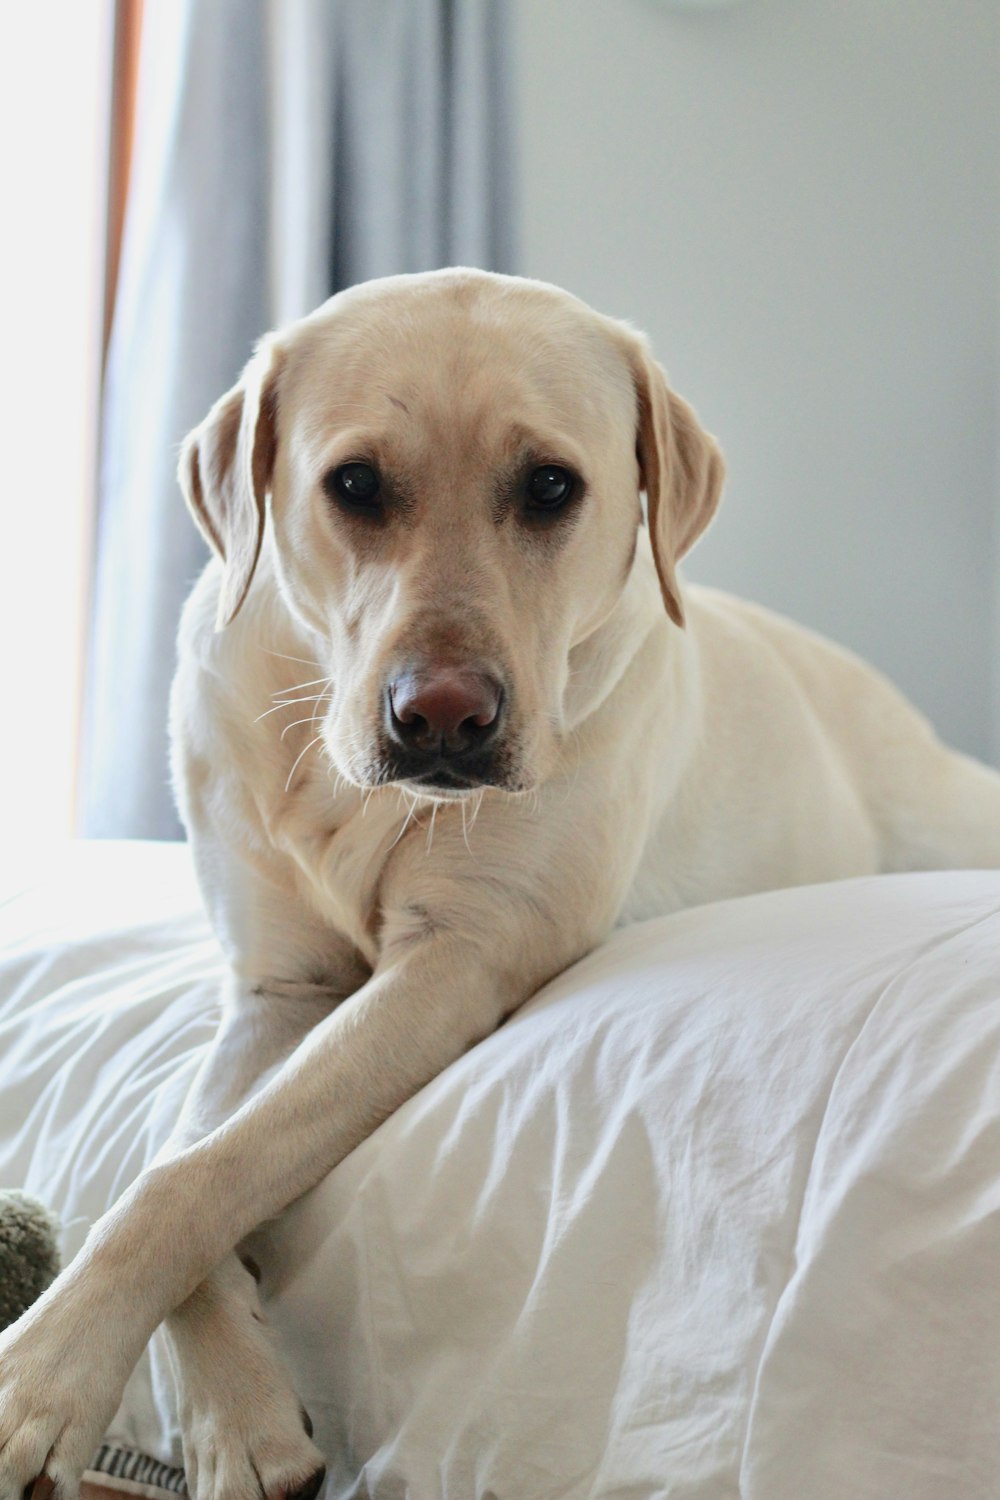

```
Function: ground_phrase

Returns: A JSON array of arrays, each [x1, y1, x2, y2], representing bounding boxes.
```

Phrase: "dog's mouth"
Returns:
[[381, 753, 512, 797], [406, 766, 493, 793], [370, 739, 525, 799]]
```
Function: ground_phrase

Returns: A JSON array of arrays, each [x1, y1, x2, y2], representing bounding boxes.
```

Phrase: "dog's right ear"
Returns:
[[178, 338, 284, 630]]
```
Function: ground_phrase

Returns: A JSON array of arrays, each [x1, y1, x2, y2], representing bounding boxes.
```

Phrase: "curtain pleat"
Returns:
[[80, 0, 516, 839]]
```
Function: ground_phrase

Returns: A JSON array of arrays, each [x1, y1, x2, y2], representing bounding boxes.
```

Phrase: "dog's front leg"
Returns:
[[157, 982, 343, 1500], [0, 982, 340, 1500], [0, 905, 565, 1500]]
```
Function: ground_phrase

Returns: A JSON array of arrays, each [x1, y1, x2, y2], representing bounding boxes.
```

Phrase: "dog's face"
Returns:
[[180, 270, 724, 798]]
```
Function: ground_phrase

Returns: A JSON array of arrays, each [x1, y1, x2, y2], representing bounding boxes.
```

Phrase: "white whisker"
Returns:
[[262, 649, 324, 668], [254, 694, 331, 724], [284, 733, 326, 792], [255, 700, 298, 723], [329, 770, 352, 799], [280, 712, 331, 741], [310, 688, 333, 729], [272, 675, 332, 697], [386, 792, 420, 852]]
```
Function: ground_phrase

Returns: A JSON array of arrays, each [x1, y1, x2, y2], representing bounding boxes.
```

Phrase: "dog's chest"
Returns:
[[274, 774, 412, 968]]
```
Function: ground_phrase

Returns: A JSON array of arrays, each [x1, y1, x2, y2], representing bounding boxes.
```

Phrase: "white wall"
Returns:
[[0, 4, 111, 861], [514, 0, 999, 759]]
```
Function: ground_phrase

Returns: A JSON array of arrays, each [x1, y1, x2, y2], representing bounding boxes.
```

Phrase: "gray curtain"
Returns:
[[80, 0, 516, 839]]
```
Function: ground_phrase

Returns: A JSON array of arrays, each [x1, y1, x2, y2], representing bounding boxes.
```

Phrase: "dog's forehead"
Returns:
[[280, 274, 636, 448]]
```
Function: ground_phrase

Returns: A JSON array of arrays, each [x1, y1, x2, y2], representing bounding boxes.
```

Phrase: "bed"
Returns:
[[2, 841, 999, 1499]]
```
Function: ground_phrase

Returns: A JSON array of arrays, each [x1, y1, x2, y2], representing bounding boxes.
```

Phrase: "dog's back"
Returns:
[[628, 576, 1000, 919]]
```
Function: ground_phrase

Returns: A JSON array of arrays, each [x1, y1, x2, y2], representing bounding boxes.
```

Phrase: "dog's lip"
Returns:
[[399, 765, 494, 793], [401, 782, 481, 802], [372, 740, 529, 797], [381, 759, 518, 797]]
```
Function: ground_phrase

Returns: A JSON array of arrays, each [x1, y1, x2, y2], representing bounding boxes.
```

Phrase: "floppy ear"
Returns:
[[629, 339, 725, 629], [178, 339, 284, 630]]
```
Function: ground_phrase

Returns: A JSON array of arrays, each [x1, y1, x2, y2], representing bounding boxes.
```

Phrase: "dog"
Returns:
[[3, 268, 1000, 1500]]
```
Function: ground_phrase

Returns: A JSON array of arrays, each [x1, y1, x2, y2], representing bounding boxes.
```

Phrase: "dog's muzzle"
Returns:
[[381, 665, 506, 790]]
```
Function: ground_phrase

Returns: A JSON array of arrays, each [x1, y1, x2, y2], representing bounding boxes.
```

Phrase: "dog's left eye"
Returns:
[[525, 465, 575, 511], [324, 462, 381, 510]]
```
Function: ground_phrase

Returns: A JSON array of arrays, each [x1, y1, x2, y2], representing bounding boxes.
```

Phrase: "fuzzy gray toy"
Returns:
[[0, 1191, 61, 1331]]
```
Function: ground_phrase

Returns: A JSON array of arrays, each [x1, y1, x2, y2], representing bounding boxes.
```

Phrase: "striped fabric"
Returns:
[[89, 1445, 187, 1496]]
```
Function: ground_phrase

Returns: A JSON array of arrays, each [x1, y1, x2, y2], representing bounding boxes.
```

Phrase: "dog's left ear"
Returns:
[[627, 338, 725, 629], [178, 338, 284, 631]]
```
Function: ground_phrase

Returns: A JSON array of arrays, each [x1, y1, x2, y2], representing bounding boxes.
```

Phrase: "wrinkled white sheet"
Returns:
[[2, 842, 1000, 1499]]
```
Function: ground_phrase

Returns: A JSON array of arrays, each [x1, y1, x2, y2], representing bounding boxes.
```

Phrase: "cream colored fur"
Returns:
[[2, 269, 1000, 1500]]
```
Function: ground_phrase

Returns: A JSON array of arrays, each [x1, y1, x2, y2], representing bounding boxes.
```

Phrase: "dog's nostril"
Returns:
[[392, 701, 427, 731], [393, 705, 433, 745]]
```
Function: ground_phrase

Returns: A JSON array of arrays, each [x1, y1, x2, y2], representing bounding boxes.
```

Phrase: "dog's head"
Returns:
[[179, 270, 723, 798]]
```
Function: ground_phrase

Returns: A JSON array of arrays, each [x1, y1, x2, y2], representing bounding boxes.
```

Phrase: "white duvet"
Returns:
[[2, 842, 1000, 1499]]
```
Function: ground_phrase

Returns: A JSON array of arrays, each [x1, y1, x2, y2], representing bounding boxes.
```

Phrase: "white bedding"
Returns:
[[2, 842, 1000, 1499]]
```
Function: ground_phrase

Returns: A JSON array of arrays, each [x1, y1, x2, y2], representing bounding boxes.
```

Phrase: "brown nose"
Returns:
[[387, 667, 503, 759]]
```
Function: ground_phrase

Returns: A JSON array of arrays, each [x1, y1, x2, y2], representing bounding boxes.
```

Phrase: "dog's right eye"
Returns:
[[324, 463, 382, 511]]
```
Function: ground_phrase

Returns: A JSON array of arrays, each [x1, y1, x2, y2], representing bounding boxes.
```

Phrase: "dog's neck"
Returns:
[[563, 529, 671, 732]]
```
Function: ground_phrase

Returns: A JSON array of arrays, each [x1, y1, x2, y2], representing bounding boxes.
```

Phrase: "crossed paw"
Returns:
[[0, 1292, 327, 1500], [0, 1296, 131, 1500]]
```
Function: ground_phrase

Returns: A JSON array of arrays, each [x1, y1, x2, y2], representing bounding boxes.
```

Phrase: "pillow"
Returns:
[[2, 844, 999, 1499]]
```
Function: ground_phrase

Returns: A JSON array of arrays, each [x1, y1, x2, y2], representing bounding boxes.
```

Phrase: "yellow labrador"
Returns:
[[3, 269, 1000, 1500]]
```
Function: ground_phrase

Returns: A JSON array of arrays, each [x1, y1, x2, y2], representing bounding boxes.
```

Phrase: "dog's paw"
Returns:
[[180, 1388, 326, 1500], [0, 1302, 129, 1500], [171, 1314, 325, 1500]]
